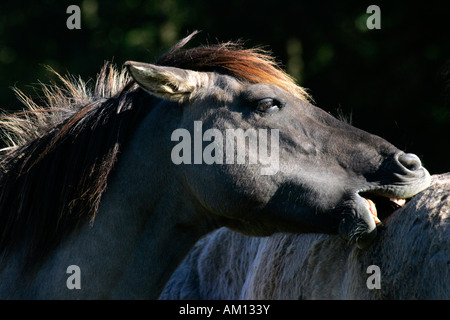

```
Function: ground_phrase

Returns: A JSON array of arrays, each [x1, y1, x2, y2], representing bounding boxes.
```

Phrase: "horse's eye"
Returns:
[[255, 98, 285, 113]]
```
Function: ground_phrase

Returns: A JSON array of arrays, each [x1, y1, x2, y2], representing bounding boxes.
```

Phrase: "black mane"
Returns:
[[0, 64, 151, 268]]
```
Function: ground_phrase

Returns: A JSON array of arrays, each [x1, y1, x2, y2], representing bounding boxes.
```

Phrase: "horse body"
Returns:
[[0, 71, 218, 299], [161, 174, 450, 300], [0, 33, 432, 298]]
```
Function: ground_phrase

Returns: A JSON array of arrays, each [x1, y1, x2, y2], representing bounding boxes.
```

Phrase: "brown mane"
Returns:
[[156, 32, 310, 102], [0, 33, 310, 268]]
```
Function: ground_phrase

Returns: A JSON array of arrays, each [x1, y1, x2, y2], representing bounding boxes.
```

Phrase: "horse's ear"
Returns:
[[125, 61, 204, 102]]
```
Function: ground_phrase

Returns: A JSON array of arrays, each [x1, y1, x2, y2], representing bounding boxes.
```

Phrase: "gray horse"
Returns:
[[161, 174, 449, 299], [0, 33, 430, 299]]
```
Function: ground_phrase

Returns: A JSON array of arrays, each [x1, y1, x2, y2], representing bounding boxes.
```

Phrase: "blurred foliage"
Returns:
[[0, 0, 449, 173]]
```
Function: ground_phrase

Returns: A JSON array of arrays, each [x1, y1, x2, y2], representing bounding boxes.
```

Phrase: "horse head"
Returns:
[[126, 48, 430, 249]]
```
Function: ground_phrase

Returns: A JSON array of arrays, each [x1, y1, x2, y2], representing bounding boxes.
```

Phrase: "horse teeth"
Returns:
[[390, 198, 406, 207], [365, 199, 381, 223]]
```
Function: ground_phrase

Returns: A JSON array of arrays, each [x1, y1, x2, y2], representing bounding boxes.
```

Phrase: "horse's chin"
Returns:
[[220, 210, 337, 238], [337, 194, 378, 249], [219, 216, 275, 237]]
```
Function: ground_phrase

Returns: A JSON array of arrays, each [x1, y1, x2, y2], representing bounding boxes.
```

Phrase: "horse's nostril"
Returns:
[[398, 153, 422, 171]]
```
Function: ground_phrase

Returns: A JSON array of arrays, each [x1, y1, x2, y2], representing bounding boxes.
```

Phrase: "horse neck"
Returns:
[[25, 173, 208, 299], [108, 190, 211, 299], [2, 105, 216, 299], [84, 108, 216, 299]]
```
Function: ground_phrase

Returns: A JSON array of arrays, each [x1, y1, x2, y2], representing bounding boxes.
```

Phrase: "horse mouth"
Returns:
[[360, 194, 408, 226], [357, 169, 431, 228], [338, 192, 411, 249]]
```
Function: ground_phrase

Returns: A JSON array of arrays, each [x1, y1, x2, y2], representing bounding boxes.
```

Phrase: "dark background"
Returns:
[[0, 0, 449, 173]]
